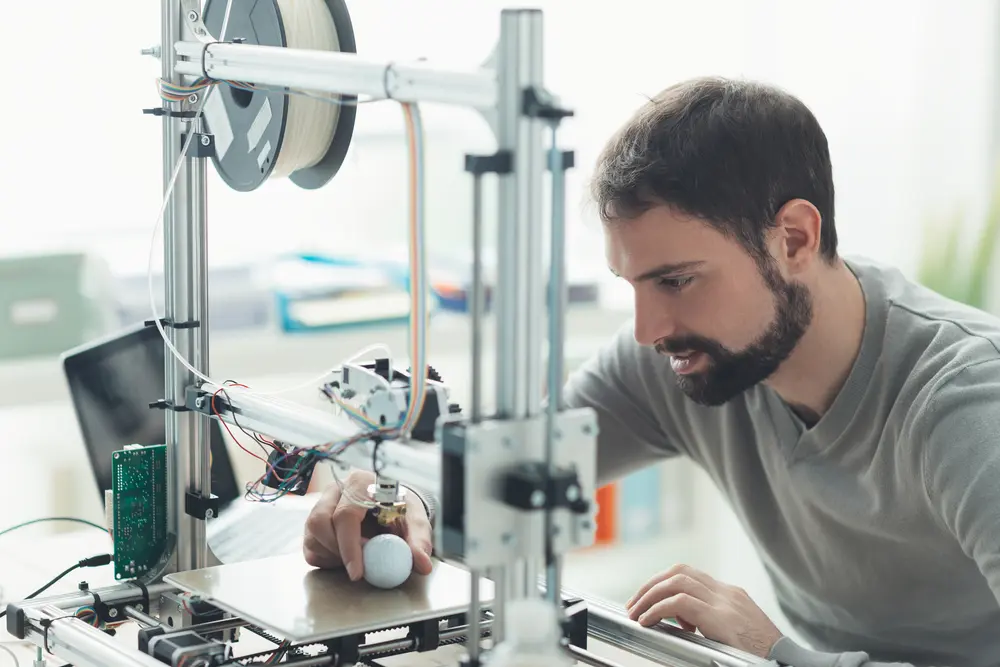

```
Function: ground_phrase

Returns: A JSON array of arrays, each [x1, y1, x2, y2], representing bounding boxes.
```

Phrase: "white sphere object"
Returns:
[[362, 534, 413, 589]]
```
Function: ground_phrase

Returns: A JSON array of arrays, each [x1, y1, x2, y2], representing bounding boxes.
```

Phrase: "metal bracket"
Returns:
[[145, 317, 201, 330], [148, 399, 190, 413], [464, 151, 513, 175], [185, 132, 216, 159]]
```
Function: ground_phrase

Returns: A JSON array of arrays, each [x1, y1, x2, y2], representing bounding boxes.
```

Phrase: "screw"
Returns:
[[566, 485, 580, 502], [581, 520, 593, 530], [582, 424, 593, 435], [195, 397, 205, 409], [187, 93, 198, 104], [187, 10, 199, 21], [501, 533, 514, 545], [530, 490, 545, 508], [141, 46, 161, 58], [108, 608, 119, 618], [205, 509, 215, 519], [137, 604, 144, 611], [200, 135, 211, 146]]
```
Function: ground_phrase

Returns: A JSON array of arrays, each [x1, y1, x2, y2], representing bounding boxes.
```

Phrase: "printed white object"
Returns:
[[363, 534, 413, 589]]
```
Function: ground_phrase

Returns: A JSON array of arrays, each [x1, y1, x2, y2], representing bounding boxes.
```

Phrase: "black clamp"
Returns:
[[523, 86, 574, 120], [143, 108, 199, 119], [148, 399, 189, 413], [550, 150, 575, 171], [128, 580, 151, 615], [185, 132, 216, 159], [185, 491, 223, 520], [325, 633, 362, 665], [144, 317, 201, 330], [409, 618, 441, 652], [501, 462, 591, 514], [464, 150, 513, 175]]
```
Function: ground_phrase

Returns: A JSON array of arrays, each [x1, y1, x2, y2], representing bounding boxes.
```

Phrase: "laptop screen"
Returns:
[[62, 323, 240, 507]]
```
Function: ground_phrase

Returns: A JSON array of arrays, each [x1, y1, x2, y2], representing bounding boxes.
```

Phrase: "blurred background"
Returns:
[[2, 0, 1000, 639]]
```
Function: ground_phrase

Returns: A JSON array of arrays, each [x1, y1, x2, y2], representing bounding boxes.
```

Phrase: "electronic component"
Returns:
[[368, 478, 407, 526], [146, 630, 230, 667], [261, 445, 316, 495], [322, 359, 460, 441], [111, 444, 167, 580]]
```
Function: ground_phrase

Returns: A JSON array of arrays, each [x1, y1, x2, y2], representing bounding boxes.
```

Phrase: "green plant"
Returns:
[[917, 170, 1000, 309]]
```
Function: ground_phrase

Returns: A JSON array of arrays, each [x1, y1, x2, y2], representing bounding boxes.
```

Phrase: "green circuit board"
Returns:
[[111, 444, 168, 580]]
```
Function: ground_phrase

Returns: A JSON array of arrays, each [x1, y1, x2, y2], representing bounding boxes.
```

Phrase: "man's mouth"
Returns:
[[668, 350, 707, 375]]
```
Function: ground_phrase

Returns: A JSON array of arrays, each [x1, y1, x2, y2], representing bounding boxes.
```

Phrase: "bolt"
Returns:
[[137, 603, 144, 611], [195, 397, 205, 409], [200, 135, 211, 146], [108, 608, 119, 618], [187, 9, 199, 21], [530, 490, 545, 508], [205, 509, 215, 519], [566, 485, 580, 502], [582, 424, 593, 435], [141, 46, 161, 58], [187, 93, 198, 104]]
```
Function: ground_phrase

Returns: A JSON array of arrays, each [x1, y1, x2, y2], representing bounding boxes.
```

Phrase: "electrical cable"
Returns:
[[0, 518, 107, 539], [0, 644, 19, 667], [0, 555, 112, 619]]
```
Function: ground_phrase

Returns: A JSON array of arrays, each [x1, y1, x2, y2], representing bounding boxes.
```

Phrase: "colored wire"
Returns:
[[0, 644, 20, 667], [0, 517, 107, 539], [0, 555, 112, 619]]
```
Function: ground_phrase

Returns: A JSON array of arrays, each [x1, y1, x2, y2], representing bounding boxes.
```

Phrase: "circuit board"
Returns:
[[111, 444, 168, 580]]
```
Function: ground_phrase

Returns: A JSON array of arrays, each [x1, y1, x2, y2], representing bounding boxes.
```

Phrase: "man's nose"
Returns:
[[633, 293, 674, 348]]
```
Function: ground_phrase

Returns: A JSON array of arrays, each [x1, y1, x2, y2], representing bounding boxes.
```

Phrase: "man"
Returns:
[[301, 77, 1000, 667]]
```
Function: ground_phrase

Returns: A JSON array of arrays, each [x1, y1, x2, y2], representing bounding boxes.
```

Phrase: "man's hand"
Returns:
[[302, 470, 434, 581], [625, 564, 782, 659]]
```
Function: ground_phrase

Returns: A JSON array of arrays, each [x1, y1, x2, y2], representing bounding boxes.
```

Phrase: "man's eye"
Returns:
[[657, 276, 694, 292]]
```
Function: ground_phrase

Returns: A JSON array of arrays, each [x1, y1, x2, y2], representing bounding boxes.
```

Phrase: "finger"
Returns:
[[404, 516, 434, 575], [304, 485, 343, 562], [303, 533, 340, 569], [638, 593, 712, 629], [627, 564, 715, 609], [333, 500, 371, 581], [628, 574, 715, 621]]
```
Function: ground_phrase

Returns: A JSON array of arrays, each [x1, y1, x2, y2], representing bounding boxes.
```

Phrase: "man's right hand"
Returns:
[[303, 470, 435, 581]]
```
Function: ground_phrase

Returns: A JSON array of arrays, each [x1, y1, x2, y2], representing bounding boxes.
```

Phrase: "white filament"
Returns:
[[271, 0, 342, 178]]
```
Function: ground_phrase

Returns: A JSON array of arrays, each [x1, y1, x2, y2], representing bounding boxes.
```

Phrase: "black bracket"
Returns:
[[550, 150, 575, 171], [143, 107, 199, 119], [501, 462, 591, 514], [185, 132, 216, 159], [464, 150, 513, 175], [145, 317, 201, 330], [562, 597, 589, 649], [325, 633, 362, 665], [185, 491, 223, 520], [409, 618, 441, 652], [148, 399, 189, 413], [523, 86, 574, 120]]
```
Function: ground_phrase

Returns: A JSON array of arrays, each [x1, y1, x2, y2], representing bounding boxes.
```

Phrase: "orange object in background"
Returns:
[[594, 483, 618, 545]]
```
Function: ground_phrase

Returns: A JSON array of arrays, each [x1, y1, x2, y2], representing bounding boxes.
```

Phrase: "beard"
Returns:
[[655, 262, 813, 406]]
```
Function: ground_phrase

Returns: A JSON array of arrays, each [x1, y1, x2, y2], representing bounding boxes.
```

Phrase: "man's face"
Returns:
[[605, 206, 813, 406]]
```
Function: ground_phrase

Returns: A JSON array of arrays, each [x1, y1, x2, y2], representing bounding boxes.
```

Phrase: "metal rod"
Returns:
[[468, 569, 482, 662], [566, 644, 630, 667], [544, 121, 568, 606], [470, 173, 484, 425], [357, 619, 492, 658], [123, 606, 164, 629], [580, 595, 758, 667], [9, 583, 177, 618], [173, 41, 497, 109], [24, 606, 165, 667]]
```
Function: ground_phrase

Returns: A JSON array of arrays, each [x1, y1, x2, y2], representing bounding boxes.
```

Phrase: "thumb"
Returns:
[[405, 521, 434, 575]]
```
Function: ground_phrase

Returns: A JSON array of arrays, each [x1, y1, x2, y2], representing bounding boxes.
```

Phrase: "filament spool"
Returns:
[[201, 0, 357, 192]]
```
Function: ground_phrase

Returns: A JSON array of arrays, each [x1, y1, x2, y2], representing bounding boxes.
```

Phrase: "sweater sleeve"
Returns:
[[767, 637, 917, 667]]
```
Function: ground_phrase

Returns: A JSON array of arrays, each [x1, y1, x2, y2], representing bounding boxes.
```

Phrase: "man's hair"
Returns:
[[591, 77, 837, 264]]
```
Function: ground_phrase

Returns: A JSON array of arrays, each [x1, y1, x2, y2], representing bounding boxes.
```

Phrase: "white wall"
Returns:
[[2, 0, 997, 286]]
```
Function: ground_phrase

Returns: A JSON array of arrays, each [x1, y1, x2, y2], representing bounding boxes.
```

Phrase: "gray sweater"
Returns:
[[561, 256, 1000, 667]]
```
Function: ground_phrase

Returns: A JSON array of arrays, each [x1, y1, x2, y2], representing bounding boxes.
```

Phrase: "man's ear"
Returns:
[[773, 199, 822, 273]]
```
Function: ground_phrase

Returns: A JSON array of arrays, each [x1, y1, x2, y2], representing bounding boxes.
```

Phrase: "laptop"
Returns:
[[61, 322, 317, 564]]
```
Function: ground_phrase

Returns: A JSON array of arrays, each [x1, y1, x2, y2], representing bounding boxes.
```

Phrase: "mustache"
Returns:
[[655, 335, 726, 357]]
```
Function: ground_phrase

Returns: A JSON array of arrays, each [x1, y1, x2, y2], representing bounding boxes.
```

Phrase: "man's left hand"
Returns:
[[625, 564, 782, 659]]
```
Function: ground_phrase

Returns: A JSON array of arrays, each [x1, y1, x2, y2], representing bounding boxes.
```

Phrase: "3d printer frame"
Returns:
[[5, 1, 766, 666]]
